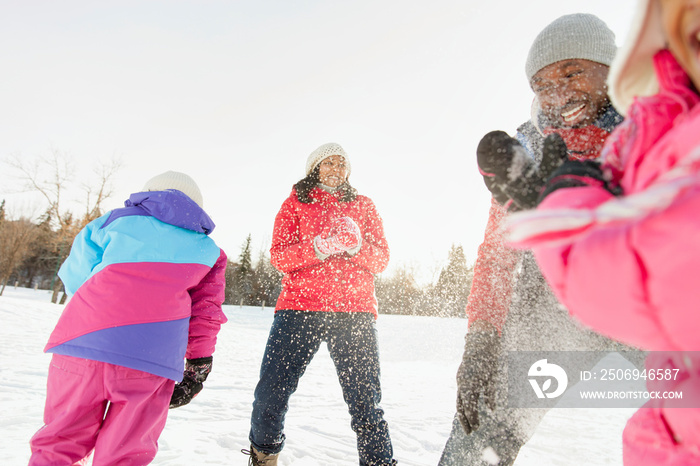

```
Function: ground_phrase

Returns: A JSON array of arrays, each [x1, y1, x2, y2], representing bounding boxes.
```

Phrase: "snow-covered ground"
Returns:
[[1, 287, 635, 465]]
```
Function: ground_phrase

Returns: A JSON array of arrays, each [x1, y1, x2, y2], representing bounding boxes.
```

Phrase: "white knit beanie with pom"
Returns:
[[525, 13, 618, 81], [142, 170, 204, 207], [305, 142, 351, 176]]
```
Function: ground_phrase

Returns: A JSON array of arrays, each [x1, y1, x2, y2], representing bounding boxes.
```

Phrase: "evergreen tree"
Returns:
[[375, 266, 424, 316], [431, 244, 472, 317], [223, 258, 239, 305], [229, 234, 255, 306], [17, 212, 56, 288], [252, 248, 282, 308]]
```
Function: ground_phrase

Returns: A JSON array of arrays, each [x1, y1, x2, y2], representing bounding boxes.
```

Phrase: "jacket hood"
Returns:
[[608, 0, 663, 116], [126, 190, 215, 235]]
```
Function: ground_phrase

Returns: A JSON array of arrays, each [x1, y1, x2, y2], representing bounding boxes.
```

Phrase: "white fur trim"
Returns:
[[608, 0, 664, 116]]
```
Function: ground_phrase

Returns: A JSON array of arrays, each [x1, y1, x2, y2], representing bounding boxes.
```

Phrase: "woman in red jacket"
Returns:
[[246, 143, 397, 466]]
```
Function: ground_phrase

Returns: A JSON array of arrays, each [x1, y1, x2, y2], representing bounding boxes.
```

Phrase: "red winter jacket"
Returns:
[[271, 186, 390, 317], [465, 198, 521, 332]]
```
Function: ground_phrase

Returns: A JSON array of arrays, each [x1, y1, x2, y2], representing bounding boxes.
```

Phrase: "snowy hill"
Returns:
[[0, 287, 633, 465]]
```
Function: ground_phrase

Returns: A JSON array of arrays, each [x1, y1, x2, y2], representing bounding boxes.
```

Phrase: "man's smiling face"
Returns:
[[530, 59, 611, 128]]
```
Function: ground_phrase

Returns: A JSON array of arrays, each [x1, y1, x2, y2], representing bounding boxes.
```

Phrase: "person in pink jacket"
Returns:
[[505, 0, 700, 463], [245, 143, 396, 466], [29, 171, 227, 466]]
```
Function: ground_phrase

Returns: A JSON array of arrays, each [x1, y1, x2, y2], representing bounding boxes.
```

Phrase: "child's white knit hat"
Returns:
[[305, 143, 351, 176], [525, 13, 617, 81], [608, 0, 663, 115], [142, 171, 204, 207]]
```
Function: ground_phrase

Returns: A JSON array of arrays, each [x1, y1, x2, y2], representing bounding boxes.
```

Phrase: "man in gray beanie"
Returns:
[[438, 13, 644, 466], [525, 13, 617, 82]]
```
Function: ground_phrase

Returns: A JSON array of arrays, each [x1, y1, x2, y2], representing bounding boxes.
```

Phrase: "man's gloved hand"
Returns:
[[538, 158, 622, 204], [170, 356, 213, 409], [456, 320, 501, 434], [477, 131, 568, 211], [314, 216, 362, 256], [476, 130, 522, 206]]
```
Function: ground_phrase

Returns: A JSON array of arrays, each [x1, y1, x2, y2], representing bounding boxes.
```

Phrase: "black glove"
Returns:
[[501, 133, 569, 210], [539, 158, 623, 203], [456, 321, 501, 434], [477, 131, 569, 211], [482, 172, 513, 206], [170, 356, 213, 409], [476, 131, 522, 206]]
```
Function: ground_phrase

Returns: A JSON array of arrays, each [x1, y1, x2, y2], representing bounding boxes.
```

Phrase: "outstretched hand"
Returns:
[[476, 131, 522, 206], [476, 131, 568, 211]]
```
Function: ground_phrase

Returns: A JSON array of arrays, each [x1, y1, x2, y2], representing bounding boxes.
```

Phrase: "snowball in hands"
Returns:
[[314, 216, 362, 256]]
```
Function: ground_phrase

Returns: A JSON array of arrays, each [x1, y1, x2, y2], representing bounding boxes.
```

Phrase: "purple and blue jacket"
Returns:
[[45, 190, 228, 381]]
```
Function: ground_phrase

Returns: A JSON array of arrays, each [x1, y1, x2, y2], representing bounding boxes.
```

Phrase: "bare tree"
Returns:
[[81, 158, 121, 224], [4, 150, 121, 301], [6, 150, 120, 230], [0, 217, 39, 295]]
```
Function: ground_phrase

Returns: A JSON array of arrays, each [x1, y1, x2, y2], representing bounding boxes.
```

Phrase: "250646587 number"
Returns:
[[599, 368, 680, 381]]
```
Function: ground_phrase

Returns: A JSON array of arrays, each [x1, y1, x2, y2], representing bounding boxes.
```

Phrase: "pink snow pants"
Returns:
[[29, 354, 175, 466]]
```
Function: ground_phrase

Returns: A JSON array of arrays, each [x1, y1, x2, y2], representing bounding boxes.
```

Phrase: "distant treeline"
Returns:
[[1, 208, 473, 317], [223, 234, 473, 318], [0, 152, 472, 316]]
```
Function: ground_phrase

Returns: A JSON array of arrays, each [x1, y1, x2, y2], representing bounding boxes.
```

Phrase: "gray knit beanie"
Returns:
[[142, 170, 204, 207], [525, 13, 617, 81]]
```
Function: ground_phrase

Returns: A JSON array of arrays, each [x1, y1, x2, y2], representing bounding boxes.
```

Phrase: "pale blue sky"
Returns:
[[0, 0, 636, 283]]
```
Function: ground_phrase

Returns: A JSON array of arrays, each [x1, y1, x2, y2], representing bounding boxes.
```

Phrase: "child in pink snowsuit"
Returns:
[[29, 171, 227, 465], [505, 0, 700, 464]]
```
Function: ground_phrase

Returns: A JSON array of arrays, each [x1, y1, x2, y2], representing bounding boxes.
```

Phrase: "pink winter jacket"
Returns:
[[509, 51, 700, 461]]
